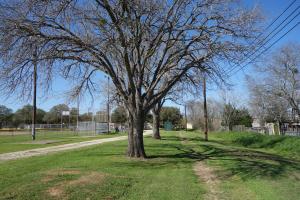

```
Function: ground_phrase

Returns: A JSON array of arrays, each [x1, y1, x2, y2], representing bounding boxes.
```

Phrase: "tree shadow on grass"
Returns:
[[195, 144, 299, 180], [146, 135, 300, 180], [160, 136, 190, 141], [84, 134, 299, 181]]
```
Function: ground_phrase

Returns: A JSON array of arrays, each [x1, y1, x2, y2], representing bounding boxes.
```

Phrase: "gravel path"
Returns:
[[0, 130, 152, 162]]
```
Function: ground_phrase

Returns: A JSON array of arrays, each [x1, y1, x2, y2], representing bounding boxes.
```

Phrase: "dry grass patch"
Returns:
[[193, 161, 221, 200], [47, 186, 66, 199], [68, 172, 105, 186], [43, 169, 105, 199], [290, 171, 300, 181], [42, 169, 81, 183], [19, 140, 61, 144]]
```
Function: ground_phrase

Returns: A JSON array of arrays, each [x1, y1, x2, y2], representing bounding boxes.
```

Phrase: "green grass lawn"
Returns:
[[0, 130, 126, 154], [0, 131, 299, 200], [183, 131, 300, 200], [211, 131, 300, 159]]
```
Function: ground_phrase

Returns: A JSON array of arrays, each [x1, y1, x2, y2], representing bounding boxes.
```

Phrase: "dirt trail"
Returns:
[[179, 132, 221, 200], [193, 161, 221, 200], [0, 130, 152, 162]]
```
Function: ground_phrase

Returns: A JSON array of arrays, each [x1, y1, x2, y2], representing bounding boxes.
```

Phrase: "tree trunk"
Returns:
[[127, 113, 135, 157], [229, 124, 233, 131], [152, 110, 161, 139], [127, 111, 146, 158]]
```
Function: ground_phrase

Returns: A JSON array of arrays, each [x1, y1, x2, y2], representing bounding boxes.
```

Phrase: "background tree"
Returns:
[[186, 99, 222, 131], [247, 44, 299, 124], [151, 75, 205, 139], [94, 110, 108, 123], [0, 105, 13, 128], [13, 105, 46, 127], [235, 108, 253, 127], [36, 108, 46, 124], [160, 107, 182, 128], [247, 78, 290, 125], [221, 103, 238, 131], [70, 107, 79, 124], [111, 106, 128, 124], [151, 88, 180, 140], [79, 112, 93, 122], [221, 104, 253, 130], [43, 104, 69, 124], [151, 99, 164, 139], [0, 0, 261, 158]]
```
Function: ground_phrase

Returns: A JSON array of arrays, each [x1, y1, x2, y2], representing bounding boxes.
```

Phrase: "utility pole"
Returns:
[[32, 47, 37, 141], [184, 104, 187, 132], [92, 110, 96, 135], [68, 110, 70, 129], [203, 73, 208, 141], [60, 111, 63, 131], [106, 76, 110, 133], [77, 95, 79, 131]]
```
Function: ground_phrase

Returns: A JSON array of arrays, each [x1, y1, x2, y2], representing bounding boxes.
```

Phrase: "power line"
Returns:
[[229, 22, 300, 76], [257, 6, 300, 47], [231, 22, 300, 75], [227, 9, 300, 75], [226, 7, 300, 74], [264, 0, 297, 30], [249, 11, 300, 57], [249, 0, 298, 46], [225, 0, 299, 74]]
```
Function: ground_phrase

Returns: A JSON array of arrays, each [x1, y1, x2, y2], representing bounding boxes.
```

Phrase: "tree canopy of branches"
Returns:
[[247, 44, 300, 124], [0, 0, 261, 158]]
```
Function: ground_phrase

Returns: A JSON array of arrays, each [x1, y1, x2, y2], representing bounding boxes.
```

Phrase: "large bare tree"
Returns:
[[0, 0, 260, 158], [247, 80, 289, 125], [247, 43, 300, 124]]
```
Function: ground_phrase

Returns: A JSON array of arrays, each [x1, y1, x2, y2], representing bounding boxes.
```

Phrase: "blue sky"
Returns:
[[0, 0, 300, 114], [205, 0, 300, 107]]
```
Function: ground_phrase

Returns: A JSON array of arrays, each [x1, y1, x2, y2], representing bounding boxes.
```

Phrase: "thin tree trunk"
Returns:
[[152, 100, 163, 139], [184, 104, 187, 132], [229, 123, 233, 131], [127, 113, 135, 157], [152, 109, 161, 139]]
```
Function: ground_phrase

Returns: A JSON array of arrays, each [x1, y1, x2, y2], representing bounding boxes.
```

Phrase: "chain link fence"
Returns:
[[0, 122, 124, 136]]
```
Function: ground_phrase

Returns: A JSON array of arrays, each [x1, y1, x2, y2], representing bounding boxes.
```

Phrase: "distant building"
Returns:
[[186, 122, 193, 130], [251, 118, 261, 128], [95, 111, 108, 122], [251, 118, 269, 134]]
